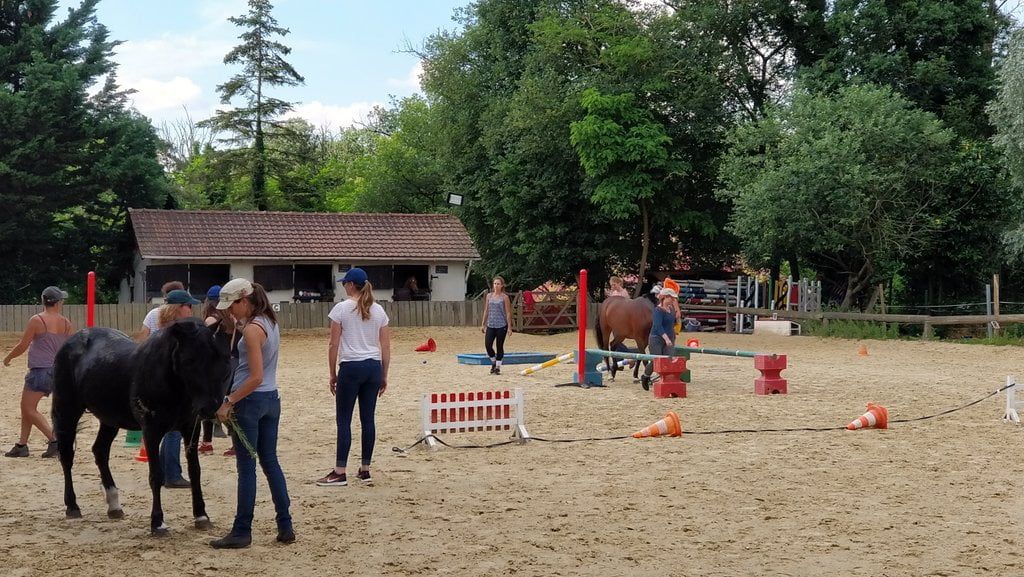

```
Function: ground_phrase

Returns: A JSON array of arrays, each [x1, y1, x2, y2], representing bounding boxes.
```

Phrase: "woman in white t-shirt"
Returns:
[[317, 267, 391, 487]]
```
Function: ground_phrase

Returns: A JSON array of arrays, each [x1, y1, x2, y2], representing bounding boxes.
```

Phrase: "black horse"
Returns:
[[52, 318, 230, 536]]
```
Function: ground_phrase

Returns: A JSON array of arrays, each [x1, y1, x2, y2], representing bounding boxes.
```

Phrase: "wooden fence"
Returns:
[[0, 301, 489, 334], [713, 305, 1023, 339]]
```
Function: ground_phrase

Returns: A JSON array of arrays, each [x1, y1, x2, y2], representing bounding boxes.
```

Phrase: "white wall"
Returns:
[[428, 262, 468, 301]]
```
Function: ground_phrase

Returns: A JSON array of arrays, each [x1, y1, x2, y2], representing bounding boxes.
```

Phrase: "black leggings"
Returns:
[[484, 326, 508, 361]]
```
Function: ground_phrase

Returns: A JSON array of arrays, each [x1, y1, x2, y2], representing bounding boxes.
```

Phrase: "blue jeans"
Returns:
[[160, 431, 184, 482], [336, 360, 381, 468], [231, 391, 292, 536]]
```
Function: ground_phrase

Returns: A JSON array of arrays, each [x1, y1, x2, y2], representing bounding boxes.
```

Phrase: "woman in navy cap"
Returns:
[[198, 285, 233, 454], [317, 267, 391, 487], [2, 286, 73, 458]]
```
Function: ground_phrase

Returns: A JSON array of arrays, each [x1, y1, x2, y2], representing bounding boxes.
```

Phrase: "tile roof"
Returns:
[[129, 209, 480, 261]]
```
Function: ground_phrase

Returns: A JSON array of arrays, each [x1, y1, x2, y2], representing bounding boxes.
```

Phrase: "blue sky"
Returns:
[[57, 0, 468, 127]]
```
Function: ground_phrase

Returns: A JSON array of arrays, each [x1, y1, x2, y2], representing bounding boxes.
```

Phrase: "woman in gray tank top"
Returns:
[[210, 278, 293, 549], [480, 276, 514, 374], [2, 286, 73, 458]]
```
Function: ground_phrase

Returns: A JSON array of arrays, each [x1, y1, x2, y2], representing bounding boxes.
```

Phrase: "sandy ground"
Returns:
[[2, 327, 1024, 577]]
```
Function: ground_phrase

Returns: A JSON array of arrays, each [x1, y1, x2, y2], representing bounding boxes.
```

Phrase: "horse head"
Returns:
[[165, 318, 231, 419]]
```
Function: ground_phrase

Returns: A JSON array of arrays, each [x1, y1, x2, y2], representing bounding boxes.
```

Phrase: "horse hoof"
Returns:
[[107, 509, 125, 520], [66, 508, 83, 520], [151, 526, 170, 537], [194, 517, 214, 531]]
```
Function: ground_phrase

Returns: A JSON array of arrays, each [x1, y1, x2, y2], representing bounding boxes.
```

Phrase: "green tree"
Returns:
[[989, 28, 1024, 264], [353, 96, 447, 213], [570, 89, 675, 295], [719, 85, 959, 309], [0, 0, 169, 302], [201, 0, 304, 210]]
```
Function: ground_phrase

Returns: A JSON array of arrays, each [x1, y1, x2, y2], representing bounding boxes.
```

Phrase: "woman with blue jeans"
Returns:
[[317, 267, 391, 487], [211, 278, 294, 549]]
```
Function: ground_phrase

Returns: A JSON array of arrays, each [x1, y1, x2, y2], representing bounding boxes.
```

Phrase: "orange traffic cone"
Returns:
[[134, 445, 149, 462], [415, 338, 436, 352], [847, 403, 888, 430], [858, 344, 869, 356], [686, 338, 700, 348], [633, 411, 683, 438]]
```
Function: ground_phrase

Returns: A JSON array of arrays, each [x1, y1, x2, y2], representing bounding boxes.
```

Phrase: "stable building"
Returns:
[[124, 209, 480, 304]]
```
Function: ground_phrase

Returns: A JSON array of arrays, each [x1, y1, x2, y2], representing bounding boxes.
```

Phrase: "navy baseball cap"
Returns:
[[338, 267, 368, 286]]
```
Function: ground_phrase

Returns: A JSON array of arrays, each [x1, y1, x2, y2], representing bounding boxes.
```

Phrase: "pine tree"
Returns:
[[202, 0, 305, 210]]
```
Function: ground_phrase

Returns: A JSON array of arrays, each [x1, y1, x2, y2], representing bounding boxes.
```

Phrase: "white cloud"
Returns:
[[114, 35, 230, 81], [286, 100, 382, 129], [387, 61, 424, 91], [124, 76, 204, 116], [198, 0, 250, 24]]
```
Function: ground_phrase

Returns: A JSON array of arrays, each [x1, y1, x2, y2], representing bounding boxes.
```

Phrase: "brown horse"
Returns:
[[595, 295, 656, 381]]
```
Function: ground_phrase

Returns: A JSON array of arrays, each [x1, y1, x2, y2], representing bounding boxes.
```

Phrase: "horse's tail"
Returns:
[[50, 338, 80, 437]]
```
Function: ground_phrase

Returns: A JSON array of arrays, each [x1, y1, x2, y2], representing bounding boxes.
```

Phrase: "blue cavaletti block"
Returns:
[[457, 352, 558, 365], [572, 351, 604, 387]]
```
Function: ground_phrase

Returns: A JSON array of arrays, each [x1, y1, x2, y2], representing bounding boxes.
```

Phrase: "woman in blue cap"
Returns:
[[155, 288, 202, 488], [198, 285, 233, 453], [317, 267, 391, 487], [2, 286, 73, 458]]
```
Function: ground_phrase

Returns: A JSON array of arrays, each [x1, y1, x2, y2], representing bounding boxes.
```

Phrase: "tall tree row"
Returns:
[[0, 0, 169, 302]]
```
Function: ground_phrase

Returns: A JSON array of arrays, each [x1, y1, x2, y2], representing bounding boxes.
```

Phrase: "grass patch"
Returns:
[[951, 335, 1024, 347], [804, 319, 900, 340]]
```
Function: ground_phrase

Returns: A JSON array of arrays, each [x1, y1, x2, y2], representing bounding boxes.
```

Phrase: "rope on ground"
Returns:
[[392, 382, 1016, 451]]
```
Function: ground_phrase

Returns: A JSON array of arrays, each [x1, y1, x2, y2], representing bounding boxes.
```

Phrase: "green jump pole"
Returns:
[[585, 348, 672, 362], [674, 345, 765, 359]]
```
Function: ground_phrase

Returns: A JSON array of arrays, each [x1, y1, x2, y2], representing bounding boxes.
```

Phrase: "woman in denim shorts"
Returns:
[[2, 286, 73, 458]]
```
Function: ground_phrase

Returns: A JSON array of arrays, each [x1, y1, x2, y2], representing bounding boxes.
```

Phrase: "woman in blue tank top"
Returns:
[[480, 276, 514, 374], [2, 286, 72, 458], [210, 278, 293, 549]]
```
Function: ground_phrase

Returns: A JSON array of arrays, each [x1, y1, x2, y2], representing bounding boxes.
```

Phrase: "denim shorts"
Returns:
[[25, 368, 54, 396]]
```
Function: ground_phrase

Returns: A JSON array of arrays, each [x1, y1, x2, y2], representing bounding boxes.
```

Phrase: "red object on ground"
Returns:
[[652, 356, 688, 398], [754, 354, 788, 395], [415, 338, 437, 352]]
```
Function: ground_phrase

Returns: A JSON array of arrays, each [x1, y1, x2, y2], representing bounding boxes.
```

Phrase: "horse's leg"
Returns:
[[92, 423, 124, 519], [181, 419, 212, 530], [54, 403, 85, 519], [144, 425, 170, 536], [607, 335, 626, 381], [634, 336, 649, 381]]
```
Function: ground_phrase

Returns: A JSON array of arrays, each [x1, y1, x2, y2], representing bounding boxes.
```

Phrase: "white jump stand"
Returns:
[[1004, 376, 1023, 424]]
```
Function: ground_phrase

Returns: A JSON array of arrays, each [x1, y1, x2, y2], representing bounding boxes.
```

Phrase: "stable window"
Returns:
[[360, 265, 394, 290], [187, 264, 230, 299], [294, 265, 333, 298], [254, 265, 294, 292], [145, 264, 188, 300]]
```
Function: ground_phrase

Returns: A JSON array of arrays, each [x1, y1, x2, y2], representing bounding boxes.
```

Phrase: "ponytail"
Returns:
[[356, 280, 375, 321], [245, 282, 278, 325], [157, 304, 179, 329]]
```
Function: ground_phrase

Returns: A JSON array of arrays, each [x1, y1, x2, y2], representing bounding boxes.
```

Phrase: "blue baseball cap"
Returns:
[[166, 289, 201, 305], [206, 285, 221, 300], [338, 267, 368, 286]]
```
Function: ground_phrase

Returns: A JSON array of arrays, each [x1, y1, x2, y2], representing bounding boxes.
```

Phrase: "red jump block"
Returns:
[[754, 354, 787, 395], [653, 357, 688, 398]]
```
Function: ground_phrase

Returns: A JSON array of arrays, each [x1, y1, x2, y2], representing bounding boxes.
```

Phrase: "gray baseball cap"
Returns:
[[42, 286, 68, 304]]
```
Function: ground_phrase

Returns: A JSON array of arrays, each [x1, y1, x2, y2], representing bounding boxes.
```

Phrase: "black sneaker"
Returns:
[[494, 367, 501, 375], [164, 478, 191, 489], [356, 469, 373, 486], [316, 470, 347, 487], [210, 533, 252, 549], [640, 375, 651, 391], [489, 364, 496, 374], [4, 444, 28, 458], [41, 440, 59, 458]]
